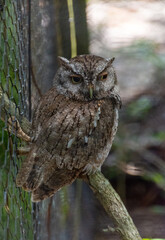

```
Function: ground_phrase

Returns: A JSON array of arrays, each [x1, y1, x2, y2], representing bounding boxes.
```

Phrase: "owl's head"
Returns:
[[54, 54, 118, 101]]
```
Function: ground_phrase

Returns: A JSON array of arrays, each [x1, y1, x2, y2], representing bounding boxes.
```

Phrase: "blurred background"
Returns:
[[87, 1, 165, 239], [0, 0, 165, 239]]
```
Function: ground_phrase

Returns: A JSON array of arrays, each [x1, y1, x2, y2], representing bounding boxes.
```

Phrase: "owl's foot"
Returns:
[[82, 163, 101, 175], [8, 116, 31, 142]]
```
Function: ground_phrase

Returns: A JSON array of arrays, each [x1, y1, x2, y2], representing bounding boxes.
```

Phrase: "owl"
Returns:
[[16, 54, 121, 202]]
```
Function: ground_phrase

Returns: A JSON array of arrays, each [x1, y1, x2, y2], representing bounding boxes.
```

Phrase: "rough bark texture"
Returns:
[[87, 171, 142, 240]]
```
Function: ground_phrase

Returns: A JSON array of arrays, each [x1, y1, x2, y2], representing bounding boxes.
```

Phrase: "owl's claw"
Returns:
[[8, 116, 31, 142], [82, 163, 100, 175]]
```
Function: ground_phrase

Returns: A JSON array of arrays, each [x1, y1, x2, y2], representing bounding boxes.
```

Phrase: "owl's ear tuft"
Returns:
[[58, 56, 70, 67], [106, 57, 115, 66]]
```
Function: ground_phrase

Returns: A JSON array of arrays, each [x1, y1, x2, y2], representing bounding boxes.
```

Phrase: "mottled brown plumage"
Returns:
[[16, 54, 121, 202]]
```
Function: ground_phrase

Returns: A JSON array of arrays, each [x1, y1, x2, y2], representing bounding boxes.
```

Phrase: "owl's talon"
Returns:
[[8, 116, 31, 142], [82, 163, 100, 175]]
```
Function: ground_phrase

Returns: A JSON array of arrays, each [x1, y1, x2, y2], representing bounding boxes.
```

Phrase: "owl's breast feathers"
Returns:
[[16, 87, 120, 201], [33, 88, 119, 166]]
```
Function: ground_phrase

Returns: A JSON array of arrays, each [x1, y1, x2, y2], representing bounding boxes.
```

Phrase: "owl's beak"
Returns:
[[88, 84, 94, 99]]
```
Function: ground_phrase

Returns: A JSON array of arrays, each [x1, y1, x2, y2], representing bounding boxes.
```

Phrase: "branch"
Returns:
[[0, 86, 32, 136], [87, 171, 142, 240]]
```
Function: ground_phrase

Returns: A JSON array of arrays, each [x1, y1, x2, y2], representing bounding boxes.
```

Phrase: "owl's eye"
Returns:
[[70, 75, 82, 84], [98, 72, 108, 81]]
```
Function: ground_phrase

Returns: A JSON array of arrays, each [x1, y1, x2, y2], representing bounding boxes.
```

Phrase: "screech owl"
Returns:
[[16, 54, 121, 202]]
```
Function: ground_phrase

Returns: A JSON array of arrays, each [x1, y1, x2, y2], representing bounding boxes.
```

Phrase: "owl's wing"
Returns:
[[16, 146, 51, 192], [16, 146, 38, 189], [31, 167, 81, 202], [16, 145, 82, 202]]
